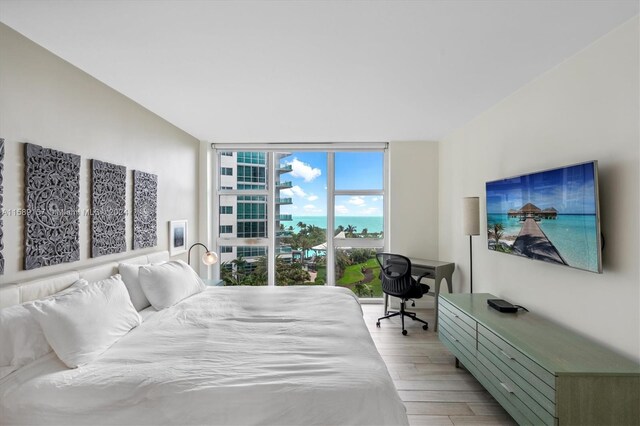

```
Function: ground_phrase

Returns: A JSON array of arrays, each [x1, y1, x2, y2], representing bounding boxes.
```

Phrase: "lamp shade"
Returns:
[[202, 251, 219, 266], [462, 197, 480, 236], [188, 243, 218, 267]]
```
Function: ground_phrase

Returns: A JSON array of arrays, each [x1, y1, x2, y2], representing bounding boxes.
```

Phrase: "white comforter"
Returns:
[[0, 286, 408, 426]]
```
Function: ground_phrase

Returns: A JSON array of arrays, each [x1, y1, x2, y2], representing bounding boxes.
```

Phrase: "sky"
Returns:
[[486, 162, 597, 214], [279, 151, 384, 217]]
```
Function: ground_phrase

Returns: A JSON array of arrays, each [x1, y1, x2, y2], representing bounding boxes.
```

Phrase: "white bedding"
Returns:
[[0, 286, 408, 426]]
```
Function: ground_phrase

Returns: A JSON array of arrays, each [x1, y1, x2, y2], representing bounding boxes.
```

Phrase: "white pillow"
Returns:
[[0, 279, 88, 378], [0, 304, 52, 378], [24, 275, 141, 368], [118, 263, 152, 311], [138, 260, 205, 310]]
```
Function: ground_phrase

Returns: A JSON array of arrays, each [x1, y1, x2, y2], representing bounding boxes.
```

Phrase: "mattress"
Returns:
[[0, 286, 408, 425]]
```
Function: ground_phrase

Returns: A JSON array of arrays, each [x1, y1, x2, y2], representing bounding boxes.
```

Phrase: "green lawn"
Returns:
[[311, 258, 383, 297], [337, 265, 364, 284], [336, 258, 382, 297]]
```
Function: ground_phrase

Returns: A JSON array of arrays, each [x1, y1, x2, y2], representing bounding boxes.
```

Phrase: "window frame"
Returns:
[[211, 143, 388, 288]]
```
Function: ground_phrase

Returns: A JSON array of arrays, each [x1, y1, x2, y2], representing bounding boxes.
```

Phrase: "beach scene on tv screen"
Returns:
[[486, 162, 600, 273]]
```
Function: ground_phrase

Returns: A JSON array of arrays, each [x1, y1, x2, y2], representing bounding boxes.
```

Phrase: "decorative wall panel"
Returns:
[[0, 138, 4, 275], [24, 143, 80, 270], [91, 160, 127, 257], [133, 170, 157, 249]]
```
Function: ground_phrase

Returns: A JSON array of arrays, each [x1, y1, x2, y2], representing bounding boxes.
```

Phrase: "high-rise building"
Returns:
[[218, 152, 293, 269]]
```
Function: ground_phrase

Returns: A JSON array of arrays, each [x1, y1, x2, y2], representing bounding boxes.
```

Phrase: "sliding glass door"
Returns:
[[211, 144, 387, 297]]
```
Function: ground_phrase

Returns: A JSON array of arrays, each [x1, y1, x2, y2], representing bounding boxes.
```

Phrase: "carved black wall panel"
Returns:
[[133, 170, 157, 249], [24, 143, 80, 270], [91, 160, 127, 257], [0, 138, 4, 275]]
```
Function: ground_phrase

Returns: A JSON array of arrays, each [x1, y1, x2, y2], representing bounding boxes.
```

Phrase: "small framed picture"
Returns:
[[169, 220, 188, 256]]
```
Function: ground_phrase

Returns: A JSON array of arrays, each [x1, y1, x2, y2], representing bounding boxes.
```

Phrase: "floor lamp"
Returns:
[[462, 197, 480, 293]]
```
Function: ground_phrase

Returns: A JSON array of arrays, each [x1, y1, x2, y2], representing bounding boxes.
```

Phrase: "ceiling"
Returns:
[[0, 1, 637, 143]]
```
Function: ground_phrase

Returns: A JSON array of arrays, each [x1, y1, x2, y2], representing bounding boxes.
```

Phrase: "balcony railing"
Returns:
[[276, 230, 293, 237], [277, 164, 293, 173], [277, 214, 293, 221], [276, 197, 292, 205], [276, 181, 292, 189], [276, 246, 293, 254]]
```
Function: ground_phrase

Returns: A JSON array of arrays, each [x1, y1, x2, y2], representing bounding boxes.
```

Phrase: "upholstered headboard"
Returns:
[[0, 251, 170, 308]]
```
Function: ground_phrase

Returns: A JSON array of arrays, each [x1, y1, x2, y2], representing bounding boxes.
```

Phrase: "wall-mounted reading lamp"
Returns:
[[187, 243, 219, 267]]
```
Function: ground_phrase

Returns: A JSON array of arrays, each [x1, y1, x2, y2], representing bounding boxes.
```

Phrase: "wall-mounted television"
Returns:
[[485, 161, 602, 273]]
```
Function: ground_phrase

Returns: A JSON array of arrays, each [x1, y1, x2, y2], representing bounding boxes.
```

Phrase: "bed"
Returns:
[[0, 251, 408, 426]]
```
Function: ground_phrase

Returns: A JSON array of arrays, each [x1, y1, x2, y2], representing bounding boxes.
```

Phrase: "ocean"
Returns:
[[487, 213, 599, 272], [290, 216, 383, 234]]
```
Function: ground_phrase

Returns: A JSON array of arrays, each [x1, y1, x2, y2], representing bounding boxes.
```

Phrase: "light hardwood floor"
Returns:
[[362, 304, 517, 426]]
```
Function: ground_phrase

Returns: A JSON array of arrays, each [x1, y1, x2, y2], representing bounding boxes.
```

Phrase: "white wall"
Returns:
[[389, 141, 439, 308], [438, 17, 639, 360], [0, 23, 200, 285], [389, 141, 439, 259]]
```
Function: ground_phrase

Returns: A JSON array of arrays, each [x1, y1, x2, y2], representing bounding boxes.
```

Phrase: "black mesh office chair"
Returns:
[[376, 253, 429, 335]]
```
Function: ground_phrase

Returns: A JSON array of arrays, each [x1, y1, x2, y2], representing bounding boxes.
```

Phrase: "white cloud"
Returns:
[[362, 207, 379, 215], [307, 195, 318, 201], [280, 185, 307, 198], [372, 197, 380, 202], [288, 158, 321, 182], [335, 205, 349, 214], [348, 196, 366, 206], [291, 186, 307, 197]]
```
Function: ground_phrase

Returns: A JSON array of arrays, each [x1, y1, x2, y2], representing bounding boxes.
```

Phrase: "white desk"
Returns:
[[383, 258, 455, 332]]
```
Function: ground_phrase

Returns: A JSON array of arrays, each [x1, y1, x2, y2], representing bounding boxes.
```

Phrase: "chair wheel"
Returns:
[[423, 324, 429, 330], [402, 330, 408, 336], [376, 322, 380, 328]]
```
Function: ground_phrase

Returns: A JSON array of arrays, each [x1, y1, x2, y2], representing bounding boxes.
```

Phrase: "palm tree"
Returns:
[[250, 256, 268, 285], [361, 228, 368, 238], [335, 250, 351, 279], [345, 224, 357, 238], [491, 223, 504, 247], [221, 257, 250, 286]]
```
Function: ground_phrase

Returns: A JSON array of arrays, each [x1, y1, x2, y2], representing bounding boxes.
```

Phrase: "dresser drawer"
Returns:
[[478, 324, 556, 390], [442, 318, 476, 356], [478, 352, 556, 425], [478, 331, 556, 412], [470, 361, 540, 426], [438, 322, 476, 365], [442, 317, 477, 355], [439, 299, 476, 339]]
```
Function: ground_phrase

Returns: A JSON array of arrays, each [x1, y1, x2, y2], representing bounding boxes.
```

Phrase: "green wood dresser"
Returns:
[[438, 293, 640, 426]]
